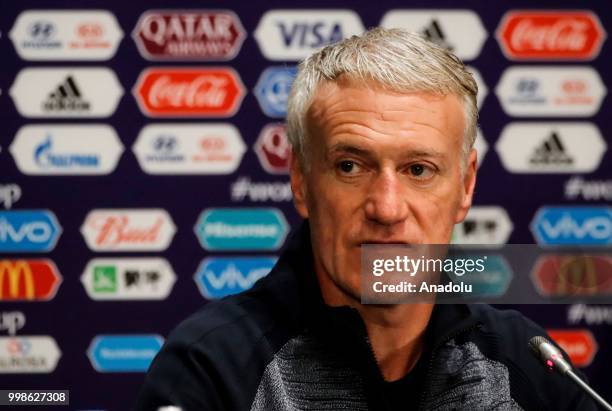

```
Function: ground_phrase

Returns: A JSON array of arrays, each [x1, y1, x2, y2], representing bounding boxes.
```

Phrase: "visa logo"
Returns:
[[194, 257, 277, 299], [0, 210, 62, 252], [531, 207, 612, 245], [254, 10, 364, 61], [277, 22, 343, 48]]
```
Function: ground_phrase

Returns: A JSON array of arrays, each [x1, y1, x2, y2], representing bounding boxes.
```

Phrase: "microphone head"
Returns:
[[528, 335, 572, 374], [528, 335, 549, 359]]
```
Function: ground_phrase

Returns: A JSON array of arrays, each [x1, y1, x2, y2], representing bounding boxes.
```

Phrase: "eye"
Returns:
[[408, 163, 435, 179], [340, 160, 355, 173], [410, 164, 424, 176], [337, 160, 362, 175]]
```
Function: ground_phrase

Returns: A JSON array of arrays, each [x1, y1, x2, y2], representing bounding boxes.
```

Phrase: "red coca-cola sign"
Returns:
[[496, 11, 606, 60], [133, 10, 246, 60], [133, 67, 245, 117]]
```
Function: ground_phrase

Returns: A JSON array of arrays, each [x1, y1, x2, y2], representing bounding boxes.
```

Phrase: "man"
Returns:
[[136, 28, 596, 410]]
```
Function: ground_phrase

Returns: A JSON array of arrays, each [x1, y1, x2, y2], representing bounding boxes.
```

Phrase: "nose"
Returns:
[[363, 169, 409, 226]]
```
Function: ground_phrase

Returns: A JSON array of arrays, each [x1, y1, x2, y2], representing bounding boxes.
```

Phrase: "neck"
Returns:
[[316, 268, 434, 381]]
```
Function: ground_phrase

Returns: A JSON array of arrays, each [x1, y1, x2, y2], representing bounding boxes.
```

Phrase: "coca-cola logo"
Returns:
[[497, 11, 606, 60], [133, 68, 245, 117], [133, 10, 246, 60], [81, 209, 176, 251]]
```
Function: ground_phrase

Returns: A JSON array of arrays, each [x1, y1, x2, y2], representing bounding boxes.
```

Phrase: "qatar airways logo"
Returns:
[[81, 209, 176, 251], [496, 11, 606, 60], [133, 67, 245, 117], [133, 10, 246, 60]]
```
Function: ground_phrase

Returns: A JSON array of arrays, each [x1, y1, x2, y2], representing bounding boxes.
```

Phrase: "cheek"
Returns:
[[306, 172, 351, 221], [410, 184, 462, 240]]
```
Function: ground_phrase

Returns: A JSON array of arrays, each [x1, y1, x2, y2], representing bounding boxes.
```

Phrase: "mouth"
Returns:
[[358, 240, 415, 246]]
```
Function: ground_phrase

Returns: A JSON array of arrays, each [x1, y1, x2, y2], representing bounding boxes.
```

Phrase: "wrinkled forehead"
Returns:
[[306, 79, 466, 139]]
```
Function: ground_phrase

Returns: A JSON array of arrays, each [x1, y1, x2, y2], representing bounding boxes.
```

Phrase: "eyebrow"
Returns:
[[327, 143, 446, 161]]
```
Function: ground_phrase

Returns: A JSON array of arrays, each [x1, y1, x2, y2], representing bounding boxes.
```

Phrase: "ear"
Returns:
[[454, 149, 477, 224], [290, 150, 309, 218]]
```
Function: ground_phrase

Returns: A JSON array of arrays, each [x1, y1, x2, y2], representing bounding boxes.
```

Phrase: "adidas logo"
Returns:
[[421, 19, 454, 51], [42, 75, 90, 112], [530, 132, 573, 165]]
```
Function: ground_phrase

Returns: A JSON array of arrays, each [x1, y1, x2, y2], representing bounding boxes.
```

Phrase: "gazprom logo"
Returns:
[[195, 208, 289, 251], [531, 206, 612, 245], [34, 135, 100, 168], [194, 257, 277, 299], [87, 334, 163, 373], [0, 210, 62, 252]]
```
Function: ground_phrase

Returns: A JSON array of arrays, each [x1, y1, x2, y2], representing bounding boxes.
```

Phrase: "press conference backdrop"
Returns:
[[0, 0, 611, 409]]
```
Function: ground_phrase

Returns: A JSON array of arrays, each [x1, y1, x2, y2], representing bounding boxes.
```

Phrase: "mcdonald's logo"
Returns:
[[531, 255, 612, 297], [0, 260, 61, 301]]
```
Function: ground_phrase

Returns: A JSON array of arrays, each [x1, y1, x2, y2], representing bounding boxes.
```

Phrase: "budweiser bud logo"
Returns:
[[497, 11, 606, 60], [81, 209, 176, 251], [133, 68, 245, 117], [133, 10, 246, 60]]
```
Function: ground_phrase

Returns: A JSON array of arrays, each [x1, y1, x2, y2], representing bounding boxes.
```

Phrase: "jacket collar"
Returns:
[[276, 220, 480, 356]]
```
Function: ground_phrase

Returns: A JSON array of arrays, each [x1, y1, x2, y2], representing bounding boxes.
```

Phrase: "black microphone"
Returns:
[[529, 336, 612, 411]]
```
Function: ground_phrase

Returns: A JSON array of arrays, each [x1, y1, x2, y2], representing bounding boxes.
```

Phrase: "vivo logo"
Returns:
[[541, 216, 610, 239], [0, 211, 62, 252], [194, 257, 277, 299], [531, 207, 612, 245], [0, 221, 51, 242]]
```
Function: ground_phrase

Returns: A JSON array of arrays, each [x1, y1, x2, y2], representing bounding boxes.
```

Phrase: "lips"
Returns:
[[358, 240, 416, 245]]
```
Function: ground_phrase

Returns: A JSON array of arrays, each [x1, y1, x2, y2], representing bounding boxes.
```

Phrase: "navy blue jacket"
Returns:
[[136, 223, 597, 410]]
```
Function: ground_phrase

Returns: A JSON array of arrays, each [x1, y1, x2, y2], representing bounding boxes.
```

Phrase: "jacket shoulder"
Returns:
[[467, 304, 597, 411], [135, 270, 303, 411]]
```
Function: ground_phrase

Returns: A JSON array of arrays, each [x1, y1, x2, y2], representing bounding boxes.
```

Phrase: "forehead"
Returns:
[[306, 79, 466, 148]]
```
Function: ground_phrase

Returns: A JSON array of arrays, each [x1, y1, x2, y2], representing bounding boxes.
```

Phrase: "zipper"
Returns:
[[416, 322, 481, 411]]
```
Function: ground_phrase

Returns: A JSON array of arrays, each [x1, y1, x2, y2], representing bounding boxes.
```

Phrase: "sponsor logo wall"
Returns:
[[1, 2, 610, 409]]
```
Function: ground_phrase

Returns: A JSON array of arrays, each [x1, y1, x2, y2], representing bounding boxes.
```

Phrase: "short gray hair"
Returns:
[[286, 27, 478, 168]]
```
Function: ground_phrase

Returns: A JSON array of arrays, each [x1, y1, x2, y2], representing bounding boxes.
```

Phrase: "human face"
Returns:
[[290, 79, 477, 303]]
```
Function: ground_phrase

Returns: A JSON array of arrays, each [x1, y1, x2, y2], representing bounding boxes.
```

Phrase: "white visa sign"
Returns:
[[495, 66, 606, 117], [254, 10, 364, 60], [380, 10, 488, 60], [9, 10, 123, 60], [10, 125, 123, 175], [132, 123, 245, 174], [10, 67, 123, 118], [496, 122, 606, 173]]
